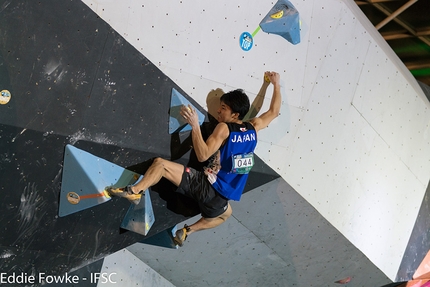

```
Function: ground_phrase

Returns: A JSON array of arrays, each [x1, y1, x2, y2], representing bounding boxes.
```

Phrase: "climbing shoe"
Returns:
[[107, 185, 142, 205], [173, 225, 191, 247]]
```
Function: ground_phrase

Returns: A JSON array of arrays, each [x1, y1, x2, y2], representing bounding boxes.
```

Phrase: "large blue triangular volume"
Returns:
[[169, 88, 205, 134], [259, 0, 301, 45], [120, 189, 155, 236], [139, 225, 179, 249], [59, 145, 141, 217]]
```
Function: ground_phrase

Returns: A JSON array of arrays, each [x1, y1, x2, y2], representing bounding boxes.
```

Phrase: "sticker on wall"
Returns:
[[239, 27, 261, 52], [0, 90, 11, 105], [239, 32, 253, 51], [67, 192, 81, 204]]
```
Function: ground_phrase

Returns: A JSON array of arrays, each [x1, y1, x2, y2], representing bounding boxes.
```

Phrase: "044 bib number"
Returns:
[[232, 153, 254, 174]]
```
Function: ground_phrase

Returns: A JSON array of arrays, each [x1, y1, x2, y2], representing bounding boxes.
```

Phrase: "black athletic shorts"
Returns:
[[176, 167, 229, 218]]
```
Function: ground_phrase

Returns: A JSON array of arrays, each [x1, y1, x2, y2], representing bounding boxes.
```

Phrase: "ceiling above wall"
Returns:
[[354, 0, 430, 87]]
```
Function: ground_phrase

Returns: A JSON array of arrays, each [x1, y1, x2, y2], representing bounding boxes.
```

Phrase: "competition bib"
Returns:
[[231, 153, 254, 174]]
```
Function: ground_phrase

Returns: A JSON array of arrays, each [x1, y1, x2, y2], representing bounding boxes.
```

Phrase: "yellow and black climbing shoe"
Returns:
[[173, 225, 191, 247], [107, 185, 142, 205]]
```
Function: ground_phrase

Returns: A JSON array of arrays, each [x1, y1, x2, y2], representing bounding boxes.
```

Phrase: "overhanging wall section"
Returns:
[[82, 0, 430, 279]]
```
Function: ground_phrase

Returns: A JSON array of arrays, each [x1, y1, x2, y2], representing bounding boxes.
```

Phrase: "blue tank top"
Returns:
[[210, 122, 257, 201]]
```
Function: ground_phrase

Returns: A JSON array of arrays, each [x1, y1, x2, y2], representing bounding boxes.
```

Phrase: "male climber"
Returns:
[[109, 71, 281, 246]]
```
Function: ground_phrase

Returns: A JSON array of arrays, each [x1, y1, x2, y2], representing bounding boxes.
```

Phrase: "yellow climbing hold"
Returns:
[[103, 189, 111, 198], [271, 10, 284, 19]]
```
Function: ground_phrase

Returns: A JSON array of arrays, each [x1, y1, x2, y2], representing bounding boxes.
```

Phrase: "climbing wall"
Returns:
[[0, 0, 279, 282], [0, 0, 429, 286], [81, 0, 430, 282]]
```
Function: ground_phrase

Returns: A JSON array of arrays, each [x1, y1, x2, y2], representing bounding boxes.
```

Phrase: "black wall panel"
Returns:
[[0, 0, 279, 279]]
